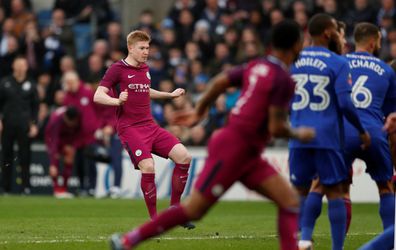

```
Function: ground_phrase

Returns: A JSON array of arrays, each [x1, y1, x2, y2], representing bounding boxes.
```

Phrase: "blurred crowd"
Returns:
[[0, 0, 395, 147]]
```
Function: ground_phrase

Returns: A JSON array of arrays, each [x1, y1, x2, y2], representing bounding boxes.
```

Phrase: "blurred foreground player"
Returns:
[[94, 30, 194, 227], [109, 20, 315, 250], [45, 106, 80, 198]]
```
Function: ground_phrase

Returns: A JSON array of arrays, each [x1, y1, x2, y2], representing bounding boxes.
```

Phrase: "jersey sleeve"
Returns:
[[268, 69, 295, 108], [227, 65, 245, 87], [100, 64, 120, 89], [334, 59, 365, 133], [383, 68, 396, 116]]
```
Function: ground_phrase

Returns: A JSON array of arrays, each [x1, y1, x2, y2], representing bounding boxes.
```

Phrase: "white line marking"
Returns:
[[0, 233, 380, 244]]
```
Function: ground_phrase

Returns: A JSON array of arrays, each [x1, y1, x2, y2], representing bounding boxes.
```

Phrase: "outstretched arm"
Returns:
[[149, 88, 185, 99], [94, 86, 127, 106], [268, 106, 315, 142]]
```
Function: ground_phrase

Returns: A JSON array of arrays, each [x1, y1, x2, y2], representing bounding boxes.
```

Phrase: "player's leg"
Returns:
[[317, 149, 349, 250], [300, 178, 324, 244], [111, 190, 213, 249], [365, 137, 395, 230], [109, 134, 123, 197], [1, 127, 15, 193], [16, 125, 31, 193], [289, 148, 316, 242], [112, 128, 244, 249], [358, 225, 394, 250], [376, 180, 394, 230], [121, 128, 157, 218], [168, 144, 192, 205], [152, 128, 192, 207], [62, 145, 75, 193]]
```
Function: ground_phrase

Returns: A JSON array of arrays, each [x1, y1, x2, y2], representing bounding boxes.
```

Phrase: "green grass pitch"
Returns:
[[0, 196, 383, 249]]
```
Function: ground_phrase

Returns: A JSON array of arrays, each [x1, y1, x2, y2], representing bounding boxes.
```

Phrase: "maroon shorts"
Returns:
[[118, 123, 180, 168], [194, 127, 277, 203]]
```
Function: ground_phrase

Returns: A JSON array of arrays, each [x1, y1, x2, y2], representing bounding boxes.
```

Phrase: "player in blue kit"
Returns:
[[288, 14, 371, 250], [344, 22, 396, 229], [297, 22, 396, 249]]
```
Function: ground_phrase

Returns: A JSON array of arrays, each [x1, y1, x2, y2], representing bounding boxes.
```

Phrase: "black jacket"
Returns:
[[0, 75, 39, 127]]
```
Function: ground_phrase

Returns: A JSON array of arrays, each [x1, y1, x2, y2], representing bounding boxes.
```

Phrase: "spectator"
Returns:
[[0, 35, 19, 79], [175, 9, 195, 48], [0, 18, 15, 56], [208, 41, 231, 76], [43, 8, 76, 57], [81, 53, 106, 88], [105, 21, 126, 55], [345, 0, 378, 37], [20, 20, 45, 77], [199, 0, 224, 36], [0, 56, 39, 194], [9, 0, 34, 38], [377, 0, 396, 25]]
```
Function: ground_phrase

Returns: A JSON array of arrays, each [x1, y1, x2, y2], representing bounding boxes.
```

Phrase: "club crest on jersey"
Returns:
[[135, 149, 142, 157], [146, 71, 151, 80], [80, 97, 89, 106], [347, 73, 353, 85]]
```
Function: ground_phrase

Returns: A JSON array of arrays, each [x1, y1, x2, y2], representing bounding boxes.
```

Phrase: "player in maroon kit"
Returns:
[[44, 106, 80, 198], [94, 30, 194, 228], [109, 21, 315, 250]]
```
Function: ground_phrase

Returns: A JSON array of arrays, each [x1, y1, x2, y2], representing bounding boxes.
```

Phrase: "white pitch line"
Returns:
[[0, 232, 381, 245]]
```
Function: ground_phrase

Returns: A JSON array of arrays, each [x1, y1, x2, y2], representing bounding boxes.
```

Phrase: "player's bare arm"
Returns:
[[149, 88, 185, 99], [384, 112, 396, 134], [268, 106, 315, 142], [174, 72, 230, 127], [94, 86, 127, 106]]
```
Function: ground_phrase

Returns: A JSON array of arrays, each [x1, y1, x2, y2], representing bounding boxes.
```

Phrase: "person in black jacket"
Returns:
[[0, 56, 39, 194]]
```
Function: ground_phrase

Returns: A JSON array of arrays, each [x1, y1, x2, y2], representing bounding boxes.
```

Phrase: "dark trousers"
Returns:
[[1, 124, 30, 192], [75, 145, 97, 191], [110, 134, 123, 187]]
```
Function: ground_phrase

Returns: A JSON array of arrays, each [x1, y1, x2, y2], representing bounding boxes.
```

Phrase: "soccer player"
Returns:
[[288, 14, 371, 250], [359, 112, 396, 250], [298, 22, 396, 248], [109, 20, 315, 250], [93, 30, 194, 227], [45, 106, 80, 198]]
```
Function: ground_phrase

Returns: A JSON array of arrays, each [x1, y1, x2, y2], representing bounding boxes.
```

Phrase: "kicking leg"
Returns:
[[253, 173, 299, 250], [112, 190, 213, 249]]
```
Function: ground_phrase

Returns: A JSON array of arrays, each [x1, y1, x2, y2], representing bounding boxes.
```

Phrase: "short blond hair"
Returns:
[[127, 30, 151, 46]]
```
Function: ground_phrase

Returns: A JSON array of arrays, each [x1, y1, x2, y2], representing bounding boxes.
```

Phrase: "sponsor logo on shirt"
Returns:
[[128, 83, 150, 92]]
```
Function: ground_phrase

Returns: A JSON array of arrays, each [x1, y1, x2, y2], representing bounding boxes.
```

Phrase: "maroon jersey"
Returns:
[[45, 107, 80, 165], [99, 59, 154, 131], [227, 57, 295, 149], [63, 83, 100, 147]]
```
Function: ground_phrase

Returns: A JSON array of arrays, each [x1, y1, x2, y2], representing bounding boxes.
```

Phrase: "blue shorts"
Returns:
[[344, 135, 393, 182], [289, 148, 348, 186]]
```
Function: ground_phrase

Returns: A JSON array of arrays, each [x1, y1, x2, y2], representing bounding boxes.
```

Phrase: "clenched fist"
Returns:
[[118, 89, 128, 105]]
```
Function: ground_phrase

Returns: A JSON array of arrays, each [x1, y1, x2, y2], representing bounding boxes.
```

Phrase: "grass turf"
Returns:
[[0, 196, 383, 250]]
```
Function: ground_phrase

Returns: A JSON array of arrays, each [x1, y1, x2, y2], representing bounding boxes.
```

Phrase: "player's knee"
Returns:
[[175, 151, 192, 165], [138, 159, 155, 173]]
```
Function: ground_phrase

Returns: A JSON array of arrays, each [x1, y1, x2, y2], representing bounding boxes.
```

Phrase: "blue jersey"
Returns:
[[289, 46, 353, 149], [344, 52, 396, 138]]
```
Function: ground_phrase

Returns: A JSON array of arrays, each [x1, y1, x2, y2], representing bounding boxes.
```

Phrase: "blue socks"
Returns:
[[379, 193, 395, 230], [299, 195, 306, 231], [301, 192, 323, 241], [359, 225, 394, 250], [328, 198, 346, 250]]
